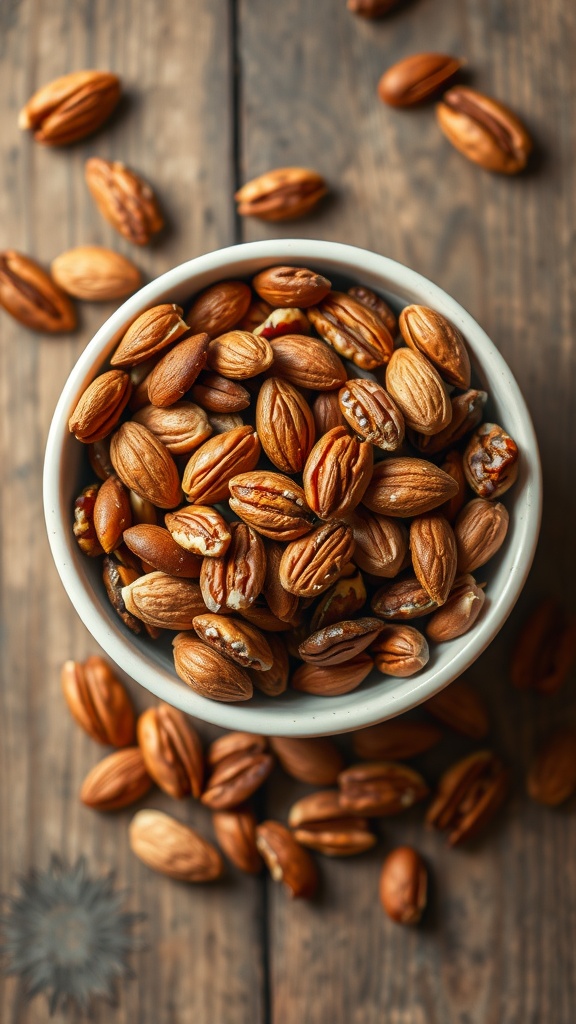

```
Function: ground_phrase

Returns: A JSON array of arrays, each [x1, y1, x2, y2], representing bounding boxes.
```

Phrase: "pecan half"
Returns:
[[229, 470, 314, 542], [308, 291, 395, 370], [249, 634, 290, 697], [235, 167, 328, 221], [279, 522, 356, 598], [256, 377, 316, 474], [137, 704, 204, 798], [379, 53, 463, 108], [526, 728, 576, 806], [212, 806, 263, 874], [202, 733, 274, 809], [200, 522, 266, 612], [192, 613, 273, 670], [352, 719, 441, 761], [291, 653, 374, 697], [371, 575, 438, 620], [61, 655, 135, 746], [165, 506, 231, 558], [270, 737, 344, 785], [19, 70, 121, 145], [73, 483, 104, 557], [310, 570, 367, 631], [288, 790, 376, 856], [0, 251, 76, 333], [339, 378, 404, 450], [303, 426, 373, 520], [256, 821, 318, 898], [426, 750, 508, 845], [85, 157, 164, 245], [464, 422, 519, 499], [423, 680, 489, 739], [298, 617, 383, 666], [182, 425, 261, 505], [347, 285, 398, 336], [339, 762, 429, 816], [252, 265, 331, 308], [510, 599, 576, 694], [379, 846, 428, 925], [191, 371, 251, 413]]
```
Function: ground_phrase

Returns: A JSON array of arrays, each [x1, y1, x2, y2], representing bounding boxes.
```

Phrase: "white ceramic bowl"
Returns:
[[43, 239, 541, 737]]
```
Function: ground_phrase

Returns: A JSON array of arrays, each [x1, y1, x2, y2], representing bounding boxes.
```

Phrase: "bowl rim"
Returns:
[[43, 238, 542, 736]]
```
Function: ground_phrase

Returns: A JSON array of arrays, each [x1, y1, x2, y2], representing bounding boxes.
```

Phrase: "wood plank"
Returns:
[[0, 3, 264, 1023], [237, 0, 576, 1020]]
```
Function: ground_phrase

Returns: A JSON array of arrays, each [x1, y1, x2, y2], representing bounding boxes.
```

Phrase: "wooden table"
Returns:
[[1, 1, 575, 1021]]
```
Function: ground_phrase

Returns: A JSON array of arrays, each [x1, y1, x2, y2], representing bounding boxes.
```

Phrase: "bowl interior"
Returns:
[[44, 240, 541, 736]]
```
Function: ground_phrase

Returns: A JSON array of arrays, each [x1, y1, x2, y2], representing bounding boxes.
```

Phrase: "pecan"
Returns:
[[339, 762, 429, 816], [207, 330, 273, 379], [111, 304, 189, 367], [129, 809, 223, 882], [133, 402, 212, 455], [379, 847, 428, 925], [338, 378, 404, 450], [256, 821, 318, 898], [526, 728, 576, 806], [378, 53, 463, 108], [212, 806, 263, 874], [255, 377, 316, 474], [270, 737, 344, 785], [410, 512, 458, 605], [371, 575, 438, 620], [308, 291, 394, 370], [123, 524, 202, 577], [229, 471, 314, 542], [19, 70, 121, 144], [310, 570, 367, 631], [200, 522, 266, 612], [137, 704, 203, 799], [370, 624, 430, 677], [172, 634, 253, 702], [61, 655, 135, 746], [269, 334, 347, 390], [352, 719, 441, 761], [426, 750, 508, 845], [455, 498, 509, 573], [187, 280, 252, 338], [85, 157, 164, 245], [235, 167, 328, 221], [510, 599, 576, 694], [426, 574, 486, 642], [288, 790, 376, 856], [182, 425, 261, 505], [80, 748, 152, 811], [73, 483, 104, 557], [409, 389, 487, 455], [279, 521, 356, 598], [110, 421, 182, 508], [0, 251, 76, 333], [298, 617, 383, 666], [165, 506, 231, 558], [52, 245, 141, 301], [291, 653, 374, 697], [399, 304, 470, 388], [202, 733, 274, 809], [423, 680, 489, 739], [303, 426, 373, 520], [363, 457, 458, 518], [252, 265, 331, 308], [386, 348, 452, 435], [347, 285, 398, 336], [464, 423, 519, 499], [192, 613, 273, 670], [436, 86, 532, 174], [191, 372, 251, 413]]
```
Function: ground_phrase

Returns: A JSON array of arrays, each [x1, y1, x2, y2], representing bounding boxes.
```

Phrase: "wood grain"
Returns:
[[1, 0, 576, 1021]]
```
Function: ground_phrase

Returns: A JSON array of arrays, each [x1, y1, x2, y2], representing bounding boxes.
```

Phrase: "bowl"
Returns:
[[43, 239, 542, 737]]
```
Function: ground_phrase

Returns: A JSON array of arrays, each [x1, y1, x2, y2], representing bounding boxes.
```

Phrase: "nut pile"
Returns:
[[70, 264, 519, 704]]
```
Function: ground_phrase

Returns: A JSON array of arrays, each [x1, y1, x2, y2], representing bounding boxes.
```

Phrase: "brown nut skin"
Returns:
[[436, 86, 532, 175], [73, 483, 104, 557], [308, 291, 395, 370], [252, 266, 331, 308], [182, 425, 261, 505], [426, 750, 508, 845], [370, 624, 430, 677], [133, 401, 212, 455], [102, 557, 145, 635], [19, 71, 121, 145], [464, 423, 519, 499], [363, 457, 458, 518], [310, 570, 367, 631], [279, 522, 356, 598], [439, 450, 468, 523], [371, 575, 438, 621], [262, 542, 300, 623], [426, 574, 486, 642], [510, 599, 576, 694], [288, 790, 376, 857], [339, 378, 404, 451], [123, 524, 202, 577], [379, 846, 428, 925], [338, 762, 429, 816], [0, 251, 77, 333], [165, 506, 231, 558], [386, 348, 452, 435], [93, 475, 132, 553], [88, 438, 114, 481], [298, 617, 383, 666], [399, 304, 470, 389], [85, 158, 164, 245], [111, 304, 189, 368], [52, 245, 141, 301], [410, 512, 458, 606], [229, 471, 315, 542], [137, 704, 204, 799], [207, 330, 273, 379], [291, 653, 374, 697], [303, 426, 373, 520], [172, 634, 253, 702], [378, 53, 463, 108], [423, 680, 489, 739], [110, 421, 182, 510], [192, 614, 273, 670], [122, 572, 206, 631], [269, 334, 347, 391], [347, 0, 405, 16], [352, 719, 442, 761], [235, 167, 328, 221], [69, 370, 132, 444], [350, 508, 408, 579], [409, 389, 487, 456], [249, 634, 290, 697], [237, 297, 274, 334], [212, 806, 263, 874], [526, 728, 576, 806], [200, 522, 266, 613], [201, 735, 274, 809], [256, 821, 318, 899], [207, 731, 268, 766], [61, 656, 136, 746], [347, 286, 398, 336], [191, 371, 251, 413], [187, 280, 252, 338], [270, 737, 344, 786], [455, 498, 509, 573], [147, 332, 210, 407], [312, 391, 347, 435], [129, 809, 223, 882], [80, 747, 153, 811], [256, 377, 316, 474]]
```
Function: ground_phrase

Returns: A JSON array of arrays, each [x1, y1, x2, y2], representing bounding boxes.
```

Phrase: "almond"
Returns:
[[69, 370, 132, 443], [252, 265, 331, 308], [256, 821, 319, 898], [111, 304, 189, 367], [192, 613, 273, 670], [137, 704, 204, 799], [165, 506, 231, 557], [208, 413, 244, 434], [93, 475, 132, 553], [363, 457, 458, 517], [379, 846, 428, 925], [308, 291, 395, 370], [269, 334, 347, 390], [256, 377, 316, 474], [110, 421, 182, 508], [80, 747, 152, 811], [370, 624, 430, 677], [410, 512, 458, 605], [207, 330, 273, 378], [423, 679, 489, 738], [0, 251, 76, 333], [338, 378, 404, 450], [229, 470, 314, 541], [200, 522, 265, 612], [311, 391, 347, 434], [455, 498, 509, 573], [132, 401, 212, 455], [182, 425, 261, 505], [298, 617, 383, 666], [425, 574, 485, 641], [526, 728, 576, 806], [52, 245, 141, 301], [291, 653, 373, 696], [212, 807, 263, 874], [122, 572, 206, 630], [464, 423, 519, 499], [409, 389, 487, 454], [279, 522, 356, 598], [146, 332, 210, 407], [303, 426, 373, 520], [352, 719, 441, 760], [349, 507, 408, 577], [123, 524, 202, 576], [85, 157, 164, 245], [399, 304, 470, 388], [379, 53, 462, 108], [270, 736, 344, 785], [187, 280, 252, 337], [61, 655, 135, 746], [19, 70, 121, 144], [129, 809, 223, 881], [235, 167, 328, 221], [191, 372, 251, 412], [386, 348, 452, 435], [172, 634, 253, 702]]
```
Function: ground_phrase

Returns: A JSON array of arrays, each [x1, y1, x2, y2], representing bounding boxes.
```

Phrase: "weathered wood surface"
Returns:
[[1, 0, 575, 1021]]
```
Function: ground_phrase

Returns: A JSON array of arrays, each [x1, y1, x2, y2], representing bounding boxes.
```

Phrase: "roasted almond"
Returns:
[[252, 265, 331, 308], [165, 506, 231, 557], [303, 426, 373, 520], [526, 728, 576, 806], [187, 280, 252, 337], [370, 624, 430, 677], [349, 507, 408, 578], [371, 574, 438, 620], [235, 167, 328, 221], [386, 348, 452, 435], [122, 572, 206, 630], [129, 809, 223, 882], [110, 421, 182, 508], [338, 378, 404, 450], [256, 821, 318, 898], [270, 736, 344, 785], [510, 599, 576, 694], [229, 471, 314, 542], [363, 457, 458, 517], [279, 522, 356, 598], [311, 391, 347, 434], [52, 246, 141, 301], [409, 389, 487, 455], [132, 401, 212, 455], [93, 475, 132, 553], [379, 846, 428, 925], [291, 653, 374, 696], [352, 719, 441, 761], [378, 53, 462, 108], [69, 370, 132, 444], [122, 524, 202, 577], [455, 498, 509, 573], [207, 330, 273, 378], [111, 304, 189, 367], [192, 613, 273, 670], [146, 332, 210, 407], [212, 806, 263, 874], [269, 334, 347, 390], [256, 377, 316, 474], [80, 747, 152, 811], [347, 285, 398, 336], [182, 425, 261, 505], [338, 762, 429, 816], [410, 512, 457, 605], [172, 634, 253, 702], [423, 679, 489, 738], [200, 522, 265, 613], [191, 371, 251, 413], [0, 251, 76, 333], [310, 570, 367, 631], [137, 704, 203, 799], [399, 304, 470, 388], [61, 655, 135, 746], [298, 617, 383, 666], [85, 157, 164, 245], [308, 291, 395, 370], [464, 423, 519, 499], [288, 790, 376, 857], [426, 574, 485, 642], [426, 750, 508, 845], [19, 70, 121, 144]]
